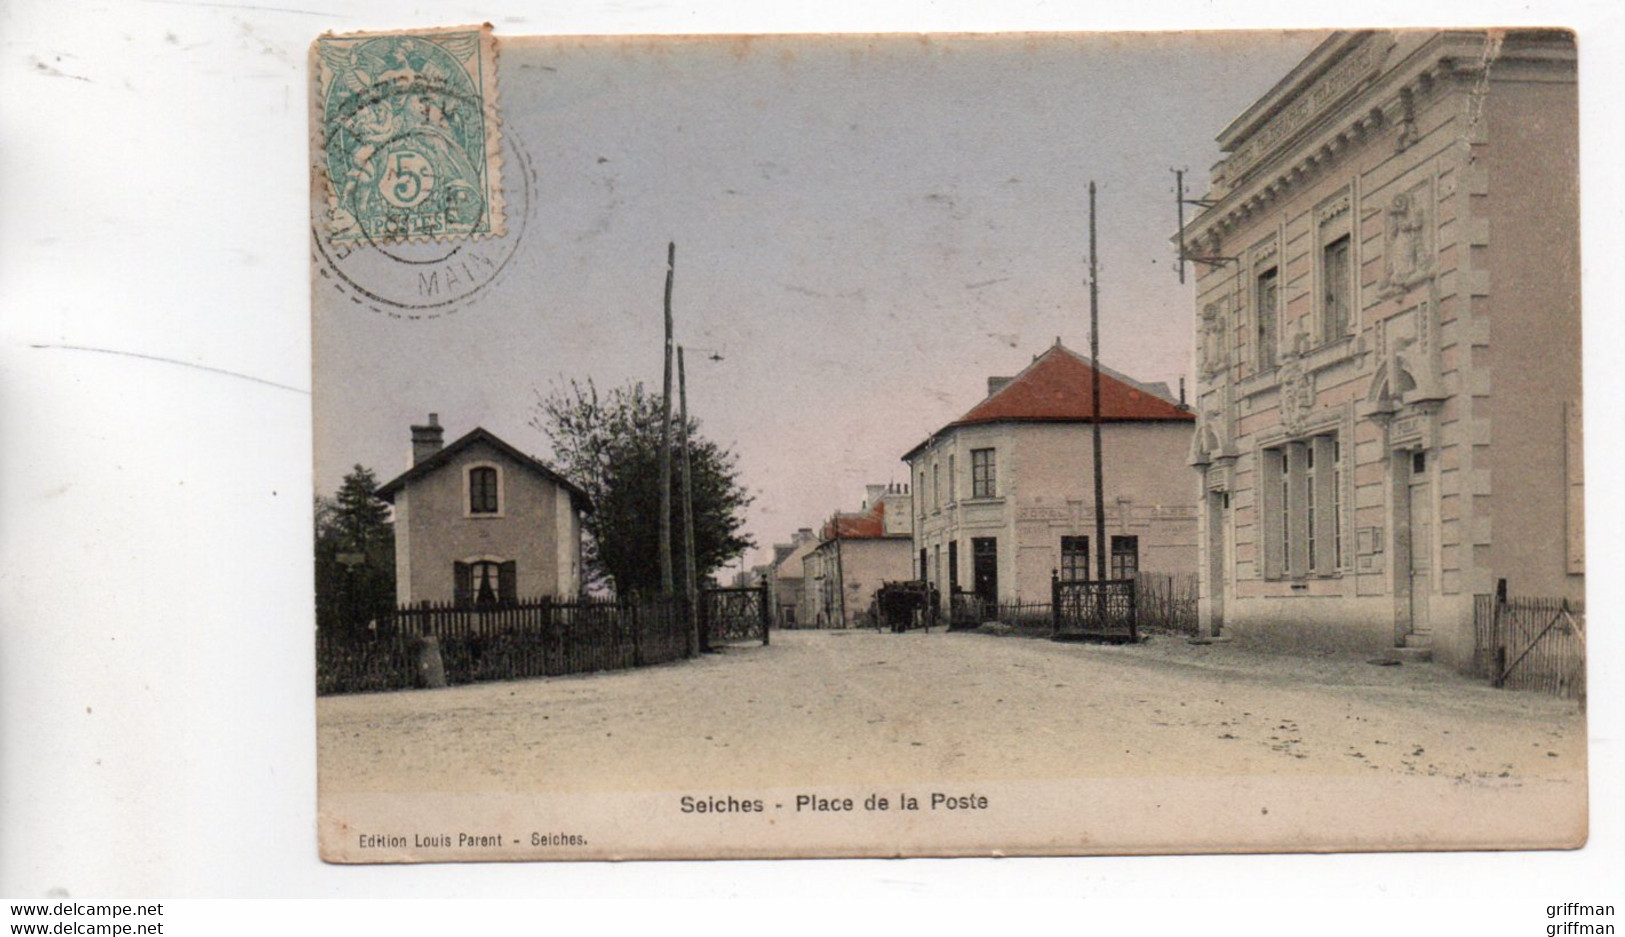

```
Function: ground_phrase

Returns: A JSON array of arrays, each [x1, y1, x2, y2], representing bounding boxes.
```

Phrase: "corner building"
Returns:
[[903, 342, 1197, 612], [1180, 31, 1581, 668]]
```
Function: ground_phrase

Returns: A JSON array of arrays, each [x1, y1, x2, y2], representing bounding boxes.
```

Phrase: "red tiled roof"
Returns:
[[822, 500, 887, 540], [960, 344, 1191, 424], [903, 344, 1191, 461]]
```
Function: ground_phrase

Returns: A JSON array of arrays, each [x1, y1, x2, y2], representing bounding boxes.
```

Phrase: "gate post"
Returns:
[[1050, 570, 1060, 638], [1127, 578, 1139, 644], [759, 581, 771, 646]]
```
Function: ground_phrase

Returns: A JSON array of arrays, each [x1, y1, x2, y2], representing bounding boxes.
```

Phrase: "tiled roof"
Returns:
[[903, 343, 1191, 460], [376, 426, 591, 511], [822, 500, 889, 541]]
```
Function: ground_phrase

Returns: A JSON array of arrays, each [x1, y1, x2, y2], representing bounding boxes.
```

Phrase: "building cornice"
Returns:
[[1178, 30, 1562, 252]]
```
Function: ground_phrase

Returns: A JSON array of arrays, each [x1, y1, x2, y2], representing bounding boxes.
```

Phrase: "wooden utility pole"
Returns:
[[832, 510, 847, 628], [1090, 182, 1108, 583], [659, 242, 676, 597], [678, 346, 702, 654]]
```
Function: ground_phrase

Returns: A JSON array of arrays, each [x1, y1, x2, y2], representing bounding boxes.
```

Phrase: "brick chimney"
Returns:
[[411, 413, 444, 464], [987, 376, 1014, 397]]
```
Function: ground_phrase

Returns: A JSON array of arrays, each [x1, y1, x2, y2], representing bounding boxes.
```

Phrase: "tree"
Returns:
[[532, 380, 755, 597], [314, 464, 396, 633]]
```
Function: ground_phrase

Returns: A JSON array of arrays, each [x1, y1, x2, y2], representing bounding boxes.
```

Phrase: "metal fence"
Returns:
[[700, 583, 771, 647], [1474, 593, 1585, 702], [1052, 575, 1137, 643], [316, 595, 691, 696]]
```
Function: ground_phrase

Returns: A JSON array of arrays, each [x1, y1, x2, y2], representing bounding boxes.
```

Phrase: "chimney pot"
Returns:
[[411, 413, 446, 465]]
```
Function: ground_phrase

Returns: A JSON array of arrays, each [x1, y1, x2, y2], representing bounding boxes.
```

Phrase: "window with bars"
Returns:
[[971, 448, 997, 499], [1060, 536, 1089, 581], [1261, 435, 1345, 579]]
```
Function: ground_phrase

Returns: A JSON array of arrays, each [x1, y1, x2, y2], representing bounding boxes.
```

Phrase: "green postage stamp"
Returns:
[[314, 25, 504, 243]]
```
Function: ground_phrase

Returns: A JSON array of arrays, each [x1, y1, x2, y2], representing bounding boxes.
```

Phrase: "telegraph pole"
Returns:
[[678, 346, 702, 653], [659, 242, 676, 597], [1090, 182, 1108, 583]]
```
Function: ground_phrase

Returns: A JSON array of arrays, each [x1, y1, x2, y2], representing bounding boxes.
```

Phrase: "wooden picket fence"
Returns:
[[1134, 573, 1200, 635], [1474, 593, 1586, 702], [316, 595, 690, 696]]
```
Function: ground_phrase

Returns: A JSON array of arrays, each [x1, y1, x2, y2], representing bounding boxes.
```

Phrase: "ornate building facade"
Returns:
[[1180, 30, 1580, 668]]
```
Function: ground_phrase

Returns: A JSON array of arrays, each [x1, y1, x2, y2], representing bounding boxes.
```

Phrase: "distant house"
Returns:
[[800, 484, 915, 627], [767, 527, 820, 627], [376, 414, 591, 606], [902, 341, 1197, 611]]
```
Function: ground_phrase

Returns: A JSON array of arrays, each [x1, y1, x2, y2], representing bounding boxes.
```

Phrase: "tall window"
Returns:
[[1306, 444, 1318, 570], [1262, 435, 1344, 579], [971, 448, 997, 499], [1256, 266, 1279, 371], [948, 454, 957, 502], [948, 540, 959, 593], [919, 471, 927, 519], [933, 463, 941, 510], [1110, 536, 1139, 580], [1322, 235, 1352, 340], [1060, 536, 1089, 581], [1332, 439, 1344, 568], [468, 466, 499, 514]]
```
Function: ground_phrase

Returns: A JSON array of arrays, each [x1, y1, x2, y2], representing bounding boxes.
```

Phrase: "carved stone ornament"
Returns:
[[1199, 300, 1229, 379], [1318, 192, 1352, 226], [1380, 186, 1434, 295], [1277, 335, 1317, 436]]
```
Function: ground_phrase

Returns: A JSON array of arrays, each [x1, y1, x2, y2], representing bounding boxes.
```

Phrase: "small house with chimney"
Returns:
[[376, 414, 591, 607]]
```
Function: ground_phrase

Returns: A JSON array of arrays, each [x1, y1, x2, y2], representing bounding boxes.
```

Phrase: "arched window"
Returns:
[[455, 558, 517, 606], [470, 561, 501, 605]]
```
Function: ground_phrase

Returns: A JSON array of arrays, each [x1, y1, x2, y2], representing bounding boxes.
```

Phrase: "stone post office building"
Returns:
[[903, 342, 1198, 611], [1179, 30, 1581, 669]]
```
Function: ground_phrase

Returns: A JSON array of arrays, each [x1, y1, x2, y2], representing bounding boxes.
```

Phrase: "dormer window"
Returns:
[[465, 463, 503, 516]]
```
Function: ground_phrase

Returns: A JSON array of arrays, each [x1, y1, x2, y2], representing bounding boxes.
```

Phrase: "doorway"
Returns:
[[1406, 450, 1433, 644], [972, 537, 998, 606]]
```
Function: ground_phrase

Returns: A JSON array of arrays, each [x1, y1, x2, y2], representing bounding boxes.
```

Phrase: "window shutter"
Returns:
[[1260, 449, 1285, 580], [1286, 443, 1310, 576], [454, 561, 472, 607], [499, 561, 518, 603], [1312, 436, 1339, 573]]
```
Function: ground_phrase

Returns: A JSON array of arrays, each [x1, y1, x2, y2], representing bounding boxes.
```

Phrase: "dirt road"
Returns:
[[318, 629, 1584, 795]]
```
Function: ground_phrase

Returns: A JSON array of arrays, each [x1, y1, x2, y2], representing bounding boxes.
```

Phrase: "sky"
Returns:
[[313, 30, 1328, 569]]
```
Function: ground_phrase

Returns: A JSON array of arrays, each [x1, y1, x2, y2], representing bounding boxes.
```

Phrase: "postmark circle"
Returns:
[[312, 126, 533, 320]]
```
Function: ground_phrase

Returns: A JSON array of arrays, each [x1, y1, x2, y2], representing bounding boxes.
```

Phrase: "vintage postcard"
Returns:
[[312, 27, 1585, 862]]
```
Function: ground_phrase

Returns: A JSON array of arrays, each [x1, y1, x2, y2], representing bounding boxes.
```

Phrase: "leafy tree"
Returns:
[[314, 464, 396, 633], [532, 380, 755, 597]]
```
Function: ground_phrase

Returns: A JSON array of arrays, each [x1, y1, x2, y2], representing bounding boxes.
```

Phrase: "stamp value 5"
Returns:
[[314, 25, 504, 244]]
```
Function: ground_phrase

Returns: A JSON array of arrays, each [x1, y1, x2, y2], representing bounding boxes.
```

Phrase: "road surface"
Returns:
[[318, 628, 1584, 795]]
